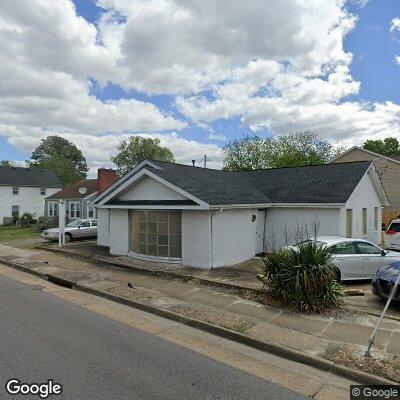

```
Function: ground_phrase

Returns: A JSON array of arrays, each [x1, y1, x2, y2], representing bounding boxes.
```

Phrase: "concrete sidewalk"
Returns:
[[1, 243, 399, 383], [36, 240, 260, 290]]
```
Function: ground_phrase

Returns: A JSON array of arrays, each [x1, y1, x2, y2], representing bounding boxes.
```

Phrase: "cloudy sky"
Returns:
[[1, 0, 400, 174]]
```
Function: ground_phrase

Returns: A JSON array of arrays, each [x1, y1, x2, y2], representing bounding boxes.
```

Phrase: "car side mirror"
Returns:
[[381, 249, 387, 256]]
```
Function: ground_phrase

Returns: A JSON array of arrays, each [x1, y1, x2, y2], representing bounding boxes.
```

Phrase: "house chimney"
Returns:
[[97, 168, 117, 193]]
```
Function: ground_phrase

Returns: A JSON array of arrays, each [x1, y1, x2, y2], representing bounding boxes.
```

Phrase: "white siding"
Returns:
[[211, 209, 256, 267], [97, 208, 110, 246], [118, 176, 186, 201], [341, 171, 382, 244], [182, 209, 257, 268], [182, 211, 211, 268], [109, 209, 129, 255], [264, 208, 341, 249], [0, 185, 60, 224]]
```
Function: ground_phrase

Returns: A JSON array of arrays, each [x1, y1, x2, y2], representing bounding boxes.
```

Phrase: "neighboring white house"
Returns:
[[0, 166, 62, 224], [91, 160, 388, 269]]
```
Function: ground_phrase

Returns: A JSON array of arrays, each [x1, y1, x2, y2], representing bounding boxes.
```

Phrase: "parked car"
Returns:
[[42, 219, 98, 242], [286, 236, 400, 281], [384, 219, 400, 251], [372, 262, 400, 301]]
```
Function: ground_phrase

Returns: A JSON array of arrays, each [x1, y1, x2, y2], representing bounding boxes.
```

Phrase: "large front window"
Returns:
[[131, 211, 182, 258]]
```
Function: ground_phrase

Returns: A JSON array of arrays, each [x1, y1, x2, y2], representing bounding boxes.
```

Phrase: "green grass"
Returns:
[[0, 225, 40, 243]]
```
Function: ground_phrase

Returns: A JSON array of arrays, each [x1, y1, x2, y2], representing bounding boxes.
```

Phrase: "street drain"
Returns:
[[46, 275, 74, 289]]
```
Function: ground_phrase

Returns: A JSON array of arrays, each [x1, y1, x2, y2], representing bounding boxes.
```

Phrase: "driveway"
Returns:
[[343, 280, 400, 319]]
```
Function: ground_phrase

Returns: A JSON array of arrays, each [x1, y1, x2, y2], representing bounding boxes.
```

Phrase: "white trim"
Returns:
[[92, 160, 163, 205], [96, 168, 210, 208], [47, 201, 59, 217], [68, 201, 81, 219], [367, 165, 389, 206], [84, 191, 98, 200], [98, 204, 208, 210], [329, 146, 400, 166], [98, 202, 345, 211], [128, 251, 181, 264], [87, 205, 97, 218]]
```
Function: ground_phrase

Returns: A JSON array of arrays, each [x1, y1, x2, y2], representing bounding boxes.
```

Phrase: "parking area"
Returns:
[[343, 280, 400, 319]]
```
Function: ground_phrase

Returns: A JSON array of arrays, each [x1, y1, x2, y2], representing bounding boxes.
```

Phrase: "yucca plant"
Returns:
[[259, 240, 345, 313]]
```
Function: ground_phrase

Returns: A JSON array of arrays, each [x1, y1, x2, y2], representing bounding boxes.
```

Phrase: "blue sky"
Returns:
[[1, 0, 400, 169]]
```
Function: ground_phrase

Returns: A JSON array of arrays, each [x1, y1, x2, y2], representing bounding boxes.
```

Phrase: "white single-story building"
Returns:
[[91, 160, 388, 269], [0, 166, 62, 224]]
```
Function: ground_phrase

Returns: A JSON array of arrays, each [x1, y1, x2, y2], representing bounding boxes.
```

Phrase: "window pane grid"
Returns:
[[131, 211, 181, 258]]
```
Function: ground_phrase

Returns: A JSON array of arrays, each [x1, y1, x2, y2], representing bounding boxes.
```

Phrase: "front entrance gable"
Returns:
[[98, 169, 209, 208]]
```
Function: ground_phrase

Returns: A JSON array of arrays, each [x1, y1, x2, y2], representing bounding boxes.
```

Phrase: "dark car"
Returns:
[[372, 262, 400, 301]]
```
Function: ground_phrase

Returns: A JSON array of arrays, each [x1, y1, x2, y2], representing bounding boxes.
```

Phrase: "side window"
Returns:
[[355, 241, 382, 255], [80, 220, 90, 228], [330, 242, 357, 255], [91, 220, 98, 227]]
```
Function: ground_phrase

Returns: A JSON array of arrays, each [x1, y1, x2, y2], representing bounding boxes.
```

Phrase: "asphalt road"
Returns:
[[0, 275, 307, 400]]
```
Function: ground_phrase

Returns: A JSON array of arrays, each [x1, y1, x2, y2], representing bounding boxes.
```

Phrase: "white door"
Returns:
[[255, 210, 266, 254], [330, 241, 363, 280], [354, 241, 386, 278]]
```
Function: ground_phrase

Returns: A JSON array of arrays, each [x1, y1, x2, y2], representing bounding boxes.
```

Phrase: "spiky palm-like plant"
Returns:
[[259, 240, 345, 313]]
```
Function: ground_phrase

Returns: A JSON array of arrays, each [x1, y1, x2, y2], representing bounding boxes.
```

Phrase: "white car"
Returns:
[[286, 236, 400, 281], [384, 219, 400, 250], [42, 219, 98, 242]]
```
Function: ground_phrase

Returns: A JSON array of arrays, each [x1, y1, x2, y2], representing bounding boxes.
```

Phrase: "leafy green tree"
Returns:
[[223, 132, 342, 171], [29, 135, 88, 186], [0, 160, 17, 167], [363, 137, 400, 157], [111, 136, 175, 175]]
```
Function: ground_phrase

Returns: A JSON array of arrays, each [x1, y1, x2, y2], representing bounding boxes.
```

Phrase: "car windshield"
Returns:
[[66, 220, 82, 228], [294, 239, 325, 247]]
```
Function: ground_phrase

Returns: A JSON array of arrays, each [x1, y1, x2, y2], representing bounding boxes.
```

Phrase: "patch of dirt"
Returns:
[[167, 303, 258, 333], [107, 286, 158, 303], [322, 343, 400, 383]]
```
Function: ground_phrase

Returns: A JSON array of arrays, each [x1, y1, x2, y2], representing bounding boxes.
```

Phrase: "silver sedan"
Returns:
[[42, 219, 97, 242], [286, 236, 400, 281]]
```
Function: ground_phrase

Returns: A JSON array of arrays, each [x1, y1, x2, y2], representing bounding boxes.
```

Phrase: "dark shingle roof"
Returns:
[[144, 160, 372, 205], [46, 179, 98, 200], [0, 166, 61, 188]]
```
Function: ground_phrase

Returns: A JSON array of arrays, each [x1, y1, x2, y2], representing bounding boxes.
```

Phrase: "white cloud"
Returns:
[[2, 0, 400, 172], [390, 17, 400, 32], [0, 0, 186, 170], [208, 133, 227, 142]]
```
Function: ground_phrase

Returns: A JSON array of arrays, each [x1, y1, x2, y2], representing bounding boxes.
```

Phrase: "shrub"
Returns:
[[258, 240, 345, 313], [36, 216, 58, 232], [20, 212, 37, 224], [20, 212, 37, 228]]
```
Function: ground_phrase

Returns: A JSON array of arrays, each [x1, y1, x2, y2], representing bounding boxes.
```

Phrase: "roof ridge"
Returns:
[[151, 159, 371, 173]]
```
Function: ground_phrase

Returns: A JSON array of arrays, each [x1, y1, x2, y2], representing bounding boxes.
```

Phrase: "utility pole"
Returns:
[[203, 155, 207, 168]]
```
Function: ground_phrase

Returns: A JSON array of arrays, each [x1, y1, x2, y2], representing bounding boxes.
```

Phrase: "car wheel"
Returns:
[[65, 233, 72, 243]]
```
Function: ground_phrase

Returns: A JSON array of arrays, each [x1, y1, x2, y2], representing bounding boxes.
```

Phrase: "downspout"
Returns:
[[210, 207, 223, 269]]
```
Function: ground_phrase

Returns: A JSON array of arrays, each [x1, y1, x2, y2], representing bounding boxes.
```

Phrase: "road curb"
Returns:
[[0, 256, 395, 386]]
